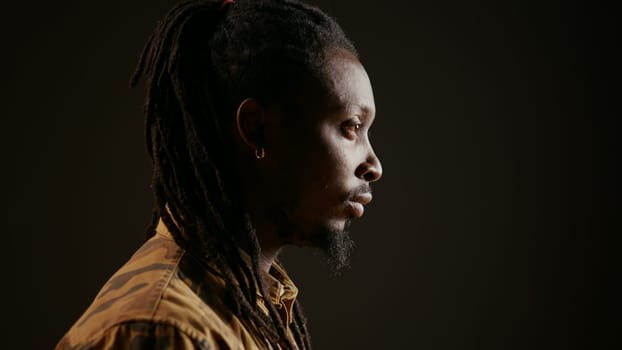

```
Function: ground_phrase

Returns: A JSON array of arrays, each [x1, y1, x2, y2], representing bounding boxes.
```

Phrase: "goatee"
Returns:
[[316, 220, 355, 275]]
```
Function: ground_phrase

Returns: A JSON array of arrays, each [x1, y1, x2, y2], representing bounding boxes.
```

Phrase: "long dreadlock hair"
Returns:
[[130, 0, 357, 349]]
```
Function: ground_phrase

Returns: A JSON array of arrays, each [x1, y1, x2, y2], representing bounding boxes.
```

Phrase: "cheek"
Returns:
[[259, 133, 318, 207], [314, 148, 349, 187], [298, 136, 354, 204], [266, 125, 356, 212]]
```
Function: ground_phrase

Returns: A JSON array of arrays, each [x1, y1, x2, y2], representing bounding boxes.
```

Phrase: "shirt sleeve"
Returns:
[[56, 321, 214, 350]]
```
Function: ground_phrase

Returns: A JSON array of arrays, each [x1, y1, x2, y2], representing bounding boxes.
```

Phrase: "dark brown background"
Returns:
[[2, 0, 618, 349]]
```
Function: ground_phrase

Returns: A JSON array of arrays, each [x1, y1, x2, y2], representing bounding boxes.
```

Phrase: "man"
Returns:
[[57, 0, 382, 349]]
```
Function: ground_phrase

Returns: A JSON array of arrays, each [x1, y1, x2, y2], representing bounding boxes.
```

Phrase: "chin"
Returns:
[[302, 218, 348, 245], [304, 219, 355, 274], [277, 214, 355, 274], [277, 211, 355, 272]]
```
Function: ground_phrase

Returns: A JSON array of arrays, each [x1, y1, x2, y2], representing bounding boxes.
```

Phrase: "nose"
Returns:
[[355, 149, 383, 183]]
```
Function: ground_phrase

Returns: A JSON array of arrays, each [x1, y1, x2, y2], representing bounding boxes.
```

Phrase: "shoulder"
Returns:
[[55, 320, 213, 350], [57, 233, 240, 350]]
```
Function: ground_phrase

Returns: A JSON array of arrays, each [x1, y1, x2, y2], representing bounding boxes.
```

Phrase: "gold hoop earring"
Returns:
[[254, 147, 265, 159]]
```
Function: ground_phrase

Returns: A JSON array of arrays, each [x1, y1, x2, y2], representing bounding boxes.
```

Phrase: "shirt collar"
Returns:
[[155, 218, 298, 325]]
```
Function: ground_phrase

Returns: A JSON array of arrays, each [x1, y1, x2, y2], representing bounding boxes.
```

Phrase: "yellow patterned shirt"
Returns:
[[56, 220, 299, 350]]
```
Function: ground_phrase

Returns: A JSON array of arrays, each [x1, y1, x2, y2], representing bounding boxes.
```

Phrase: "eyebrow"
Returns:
[[356, 104, 374, 116], [328, 100, 376, 120], [349, 104, 376, 122]]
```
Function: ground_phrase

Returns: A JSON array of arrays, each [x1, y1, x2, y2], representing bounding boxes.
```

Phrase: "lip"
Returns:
[[347, 201, 365, 218], [347, 192, 373, 218], [352, 192, 373, 206]]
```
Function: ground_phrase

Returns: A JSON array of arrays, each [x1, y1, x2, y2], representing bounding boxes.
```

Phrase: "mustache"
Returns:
[[345, 184, 372, 200]]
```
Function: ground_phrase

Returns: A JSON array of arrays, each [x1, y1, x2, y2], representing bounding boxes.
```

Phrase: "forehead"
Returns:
[[321, 49, 376, 117]]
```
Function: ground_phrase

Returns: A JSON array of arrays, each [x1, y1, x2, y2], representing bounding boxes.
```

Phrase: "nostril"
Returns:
[[356, 162, 382, 182], [356, 151, 383, 182], [364, 166, 381, 182]]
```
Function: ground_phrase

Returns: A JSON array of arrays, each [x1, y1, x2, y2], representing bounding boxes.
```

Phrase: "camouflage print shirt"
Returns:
[[56, 219, 299, 350]]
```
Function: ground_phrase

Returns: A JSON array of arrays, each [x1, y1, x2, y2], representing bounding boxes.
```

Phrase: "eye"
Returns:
[[341, 119, 363, 139]]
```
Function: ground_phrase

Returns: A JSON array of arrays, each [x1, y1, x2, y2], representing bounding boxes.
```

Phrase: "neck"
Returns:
[[251, 215, 283, 277], [236, 158, 286, 277], [258, 246, 280, 277]]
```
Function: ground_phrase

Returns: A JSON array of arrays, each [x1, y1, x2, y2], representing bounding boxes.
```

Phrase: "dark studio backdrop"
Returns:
[[2, 0, 618, 349]]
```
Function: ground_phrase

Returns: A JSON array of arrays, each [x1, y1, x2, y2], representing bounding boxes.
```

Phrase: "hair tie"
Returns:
[[220, 0, 235, 11]]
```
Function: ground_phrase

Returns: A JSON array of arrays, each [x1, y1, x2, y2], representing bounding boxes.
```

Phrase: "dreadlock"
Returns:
[[130, 0, 357, 349]]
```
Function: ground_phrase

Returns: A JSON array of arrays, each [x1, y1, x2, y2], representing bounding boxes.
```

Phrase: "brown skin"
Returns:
[[234, 49, 382, 276]]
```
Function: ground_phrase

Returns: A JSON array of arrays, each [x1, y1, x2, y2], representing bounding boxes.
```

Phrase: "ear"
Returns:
[[235, 98, 265, 151]]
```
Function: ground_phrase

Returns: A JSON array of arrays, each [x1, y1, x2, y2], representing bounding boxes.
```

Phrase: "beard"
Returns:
[[309, 219, 355, 275], [273, 206, 356, 275]]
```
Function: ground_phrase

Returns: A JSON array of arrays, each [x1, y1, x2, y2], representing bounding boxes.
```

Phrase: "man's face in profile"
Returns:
[[258, 49, 383, 270]]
